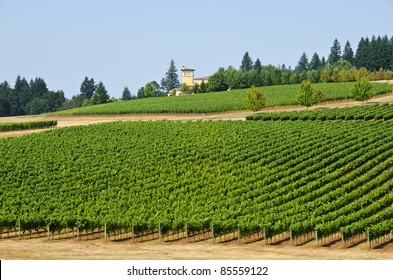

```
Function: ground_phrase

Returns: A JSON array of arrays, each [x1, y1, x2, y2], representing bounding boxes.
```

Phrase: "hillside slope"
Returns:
[[52, 82, 393, 115]]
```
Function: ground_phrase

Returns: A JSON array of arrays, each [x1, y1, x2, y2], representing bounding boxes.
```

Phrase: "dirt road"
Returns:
[[1, 238, 392, 260]]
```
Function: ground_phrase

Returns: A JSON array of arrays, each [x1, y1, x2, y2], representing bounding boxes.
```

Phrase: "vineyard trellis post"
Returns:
[[132, 225, 134, 243], [263, 228, 267, 245], [289, 227, 293, 244], [47, 225, 50, 240], [238, 226, 241, 244], [315, 229, 318, 245], [104, 222, 107, 241], [159, 223, 162, 242], [185, 223, 188, 242], [18, 219, 21, 240], [366, 228, 370, 249], [211, 224, 215, 243], [341, 230, 345, 248]]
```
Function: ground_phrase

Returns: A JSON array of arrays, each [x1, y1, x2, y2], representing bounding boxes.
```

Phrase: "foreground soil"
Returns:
[[1, 238, 392, 260]]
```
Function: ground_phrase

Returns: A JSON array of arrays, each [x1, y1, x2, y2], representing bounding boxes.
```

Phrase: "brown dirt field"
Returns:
[[1, 238, 392, 260]]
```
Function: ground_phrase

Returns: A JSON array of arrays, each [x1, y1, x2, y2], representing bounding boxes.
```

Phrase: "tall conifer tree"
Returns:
[[80, 77, 96, 99], [355, 37, 370, 69], [309, 53, 321, 70], [161, 60, 180, 91], [254, 58, 262, 72], [122, 87, 132, 100], [328, 39, 341, 64], [296, 52, 309, 72], [240, 52, 254, 72], [342, 41, 355, 65], [14, 75, 30, 111], [29, 77, 48, 99], [92, 81, 109, 104]]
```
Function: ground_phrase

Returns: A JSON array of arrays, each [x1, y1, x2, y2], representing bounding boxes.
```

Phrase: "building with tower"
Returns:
[[181, 66, 210, 87]]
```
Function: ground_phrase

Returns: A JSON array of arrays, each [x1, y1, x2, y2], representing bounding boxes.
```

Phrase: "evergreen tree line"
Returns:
[[0, 76, 65, 117], [63, 77, 111, 109], [0, 75, 114, 116], [1, 35, 392, 116], [205, 35, 393, 92], [297, 35, 393, 72]]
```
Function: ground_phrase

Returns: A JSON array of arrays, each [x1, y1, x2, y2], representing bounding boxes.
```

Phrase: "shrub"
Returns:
[[244, 86, 266, 112], [351, 78, 373, 104], [297, 81, 325, 109]]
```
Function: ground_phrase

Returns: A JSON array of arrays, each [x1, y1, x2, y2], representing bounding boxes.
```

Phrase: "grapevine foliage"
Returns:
[[0, 120, 392, 241], [51, 82, 393, 115]]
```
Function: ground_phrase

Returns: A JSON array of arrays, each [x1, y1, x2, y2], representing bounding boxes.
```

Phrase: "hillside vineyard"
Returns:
[[0, 120, 392, 245], [52, 82, 393, 115]]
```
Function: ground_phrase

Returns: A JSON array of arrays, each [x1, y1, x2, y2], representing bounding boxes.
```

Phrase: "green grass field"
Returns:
[[52, 82, 393, 115]]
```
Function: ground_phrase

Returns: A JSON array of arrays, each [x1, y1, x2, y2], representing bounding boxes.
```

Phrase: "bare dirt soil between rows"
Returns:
[[1, 91, 392, 139], [1, 238, 392, 260]]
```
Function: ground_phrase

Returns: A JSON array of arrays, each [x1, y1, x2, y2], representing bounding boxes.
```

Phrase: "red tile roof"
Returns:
[[194, 76, 211, 80], [181, 66, 195, 71]]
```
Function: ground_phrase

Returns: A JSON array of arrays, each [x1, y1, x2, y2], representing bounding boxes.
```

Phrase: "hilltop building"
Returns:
[[181, 66, 210, 87], [169, 66, 210, 96]]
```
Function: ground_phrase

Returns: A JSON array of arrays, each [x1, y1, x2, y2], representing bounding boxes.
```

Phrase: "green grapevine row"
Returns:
[[0, 120, 57, 132], [0, 120, 392, 244], [52, 82, 393, 115], [247, 104, 393, 121]]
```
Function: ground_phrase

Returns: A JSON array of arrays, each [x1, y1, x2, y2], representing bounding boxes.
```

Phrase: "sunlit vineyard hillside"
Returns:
[[1, 120, 392, 245], [52, 82, 393, 115], [247, 103, 393, 121]]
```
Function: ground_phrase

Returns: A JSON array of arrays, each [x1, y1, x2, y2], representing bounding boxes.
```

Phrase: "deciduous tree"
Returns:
[[144, 82, 155, 97], [297, 80, 322, 109], [351, 78, 373, 105], [244, 86, 266, 111], [206, 68, 228, 92], [180, 83, 190, 94]]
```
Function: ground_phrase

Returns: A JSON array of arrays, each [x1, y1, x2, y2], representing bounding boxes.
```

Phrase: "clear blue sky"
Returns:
[[1, 0, 392, 98]]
